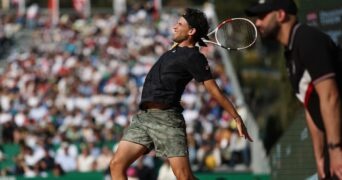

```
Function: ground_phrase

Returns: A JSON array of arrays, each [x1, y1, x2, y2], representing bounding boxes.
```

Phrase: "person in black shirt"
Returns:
[[110, 8, 252, 180], [245, 0, 342, 179]]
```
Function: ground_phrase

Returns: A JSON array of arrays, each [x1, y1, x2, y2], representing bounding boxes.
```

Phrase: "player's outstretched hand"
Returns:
[[234, 116, 253, 142], [329, 148, 342, 179]]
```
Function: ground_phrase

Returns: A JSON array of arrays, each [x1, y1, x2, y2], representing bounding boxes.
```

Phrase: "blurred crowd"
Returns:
[[0, 3, 250, 179], [0, 13, 15, 60]]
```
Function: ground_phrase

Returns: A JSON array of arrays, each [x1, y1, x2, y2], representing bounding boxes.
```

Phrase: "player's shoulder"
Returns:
[[177, 46, 203, 56], [296, 24, 331, 42], [179, 46, 208, 64]]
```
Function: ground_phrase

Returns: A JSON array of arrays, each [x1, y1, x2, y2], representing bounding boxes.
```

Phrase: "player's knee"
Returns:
[[109, 155, 128, 179], [109, 154, 124, 172]]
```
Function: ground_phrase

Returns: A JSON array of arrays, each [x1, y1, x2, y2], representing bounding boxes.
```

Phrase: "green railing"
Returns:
[[0, 172, 270, 180]]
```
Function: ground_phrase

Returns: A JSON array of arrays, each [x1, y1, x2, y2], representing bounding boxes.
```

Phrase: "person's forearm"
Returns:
[[203, 79, 239, 118], [320, 90, 341, 145], [203, 79, 253, 141], [212, 90, 239, 118], [316, 79, 341, 145], [305, 110, 324, 163]]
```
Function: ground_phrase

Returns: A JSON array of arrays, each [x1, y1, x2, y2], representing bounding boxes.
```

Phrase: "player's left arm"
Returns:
[[203, 79, 253, 142], [315, 77, 342, 178]]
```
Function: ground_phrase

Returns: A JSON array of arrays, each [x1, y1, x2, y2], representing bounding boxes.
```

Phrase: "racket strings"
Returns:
[[216, 20, 256, 49]]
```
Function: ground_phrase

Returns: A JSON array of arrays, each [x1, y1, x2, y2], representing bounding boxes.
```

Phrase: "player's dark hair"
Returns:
[[182, 8, 209, 46]]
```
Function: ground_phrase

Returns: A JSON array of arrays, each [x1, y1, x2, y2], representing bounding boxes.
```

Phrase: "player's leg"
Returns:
[[110, 113, 152, 180], [146, 109, 195, 179], [168, 156, 196, 180], [109, 140, 148, 180]]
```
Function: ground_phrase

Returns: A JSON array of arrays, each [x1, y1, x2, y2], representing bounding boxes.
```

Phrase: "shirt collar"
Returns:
[[287, 22, 301, 51]]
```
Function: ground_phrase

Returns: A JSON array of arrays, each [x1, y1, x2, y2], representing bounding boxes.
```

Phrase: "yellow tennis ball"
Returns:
[[205, 155, 216, 170]]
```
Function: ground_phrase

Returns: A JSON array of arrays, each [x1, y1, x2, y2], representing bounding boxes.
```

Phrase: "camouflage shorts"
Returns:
[[122, 109, 188, 157]]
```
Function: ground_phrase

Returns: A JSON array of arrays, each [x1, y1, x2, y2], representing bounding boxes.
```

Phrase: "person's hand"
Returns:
[[315, 154, 325, 179], [234, 116, 253, 142], [329, 148, 342, 179]]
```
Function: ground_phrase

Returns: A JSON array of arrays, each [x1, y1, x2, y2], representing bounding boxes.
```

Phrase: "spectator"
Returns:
[[77, 146, 95, 172], [55, 143, 77, 172], [157, 159, 176, 180], [52, 164, 65, 177], [38, 148, 55, 172], [135, 157, 156, 180], [95, 146, 113, 171]]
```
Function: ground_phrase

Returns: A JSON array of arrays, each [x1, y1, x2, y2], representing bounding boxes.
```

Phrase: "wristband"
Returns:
[[327, 142, 342, 150]]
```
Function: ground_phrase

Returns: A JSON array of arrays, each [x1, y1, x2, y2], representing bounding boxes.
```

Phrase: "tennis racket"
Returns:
[[203, 18, 257, 51]]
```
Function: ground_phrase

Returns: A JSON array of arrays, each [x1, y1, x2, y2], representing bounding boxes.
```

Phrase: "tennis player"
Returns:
[[245, 0, 342, 179], [110, 8, 253, 180]]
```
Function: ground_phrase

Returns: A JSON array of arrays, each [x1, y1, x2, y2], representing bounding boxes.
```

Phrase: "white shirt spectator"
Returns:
[[55, 144, 77, 172], [82, 126, 96, 143], [96, 146, 112, 171], [91, 107, 112, 125], [0, 94, 11, 111], [157, 161, 176, 180], [115, 114, 128, 127], [77, 148, 95, 172], [56, 143, 79, 159], [14, 111, 28, 127], [28, 105, 48, 122], [75, 96, 92, 111], [183, 108, 199, 126], [55, 152, 77, 172], [0, 111, 12, 124]]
